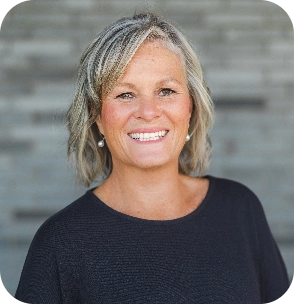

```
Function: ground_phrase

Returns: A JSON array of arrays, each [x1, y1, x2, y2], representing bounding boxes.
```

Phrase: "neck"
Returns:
[[96, 163, 191, 220]]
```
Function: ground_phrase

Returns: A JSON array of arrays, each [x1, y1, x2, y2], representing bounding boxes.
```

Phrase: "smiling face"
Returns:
[[96, 40, 192, 172]]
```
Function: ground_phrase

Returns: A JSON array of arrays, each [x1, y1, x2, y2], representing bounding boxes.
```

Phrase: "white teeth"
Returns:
[[128, 130, 168, 141]]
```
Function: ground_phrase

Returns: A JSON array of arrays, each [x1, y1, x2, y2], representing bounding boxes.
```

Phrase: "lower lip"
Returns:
[[128, 133, 169, 144]]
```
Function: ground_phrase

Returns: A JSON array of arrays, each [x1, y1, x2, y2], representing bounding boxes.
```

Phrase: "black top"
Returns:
[[15, 176, 289, 303]]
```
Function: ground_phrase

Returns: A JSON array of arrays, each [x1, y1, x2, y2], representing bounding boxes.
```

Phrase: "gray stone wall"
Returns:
[[0, 0, 293, 296]]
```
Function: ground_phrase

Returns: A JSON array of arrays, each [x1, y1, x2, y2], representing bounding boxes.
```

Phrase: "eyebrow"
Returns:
[[115, 77, 183, 89], [158, 77, 183, 86], [113, 82, 137, 90]]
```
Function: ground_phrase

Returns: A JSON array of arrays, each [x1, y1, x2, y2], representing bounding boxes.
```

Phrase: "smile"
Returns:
[[128, 130, 168, 141]]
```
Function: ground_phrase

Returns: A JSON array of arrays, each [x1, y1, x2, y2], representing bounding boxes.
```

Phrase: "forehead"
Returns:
[[120, 40, 186, 79], [133, 39, 184, 63]]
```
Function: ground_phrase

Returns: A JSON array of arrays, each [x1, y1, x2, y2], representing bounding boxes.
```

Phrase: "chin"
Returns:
[[128, 155, 174, 170]]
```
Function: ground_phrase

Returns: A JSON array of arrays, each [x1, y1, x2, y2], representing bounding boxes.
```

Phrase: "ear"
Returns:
[[189, 95, 193, 114]]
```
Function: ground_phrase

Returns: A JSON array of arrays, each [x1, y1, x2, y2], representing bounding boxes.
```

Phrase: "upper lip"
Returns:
[[127, 127, 169, 134]]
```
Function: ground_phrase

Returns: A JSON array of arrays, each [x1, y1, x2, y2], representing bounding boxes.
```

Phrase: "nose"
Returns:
[[135, 95, 162, 121]]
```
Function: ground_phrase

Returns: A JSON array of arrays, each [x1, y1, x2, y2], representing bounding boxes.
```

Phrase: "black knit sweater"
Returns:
[[15, 176, 289, 303]]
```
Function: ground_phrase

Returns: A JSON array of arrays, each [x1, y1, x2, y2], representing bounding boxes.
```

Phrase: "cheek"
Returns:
[[102, 105, 117, 124], [173, 99, 192, 121], [100, 103, 132, 134]]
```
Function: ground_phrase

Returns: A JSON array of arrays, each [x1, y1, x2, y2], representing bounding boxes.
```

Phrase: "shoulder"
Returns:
[[206, 175, 264, 217], [14, 193, 98, 302], [207, 176, 289, 301], [207, 176, 275, 241], [41, 190, 94, 225], [208, 175, 259, 201], [32, 190, 101, 246]]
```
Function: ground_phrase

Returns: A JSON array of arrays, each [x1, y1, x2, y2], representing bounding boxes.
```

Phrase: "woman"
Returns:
[[15, 12, 289, 303]]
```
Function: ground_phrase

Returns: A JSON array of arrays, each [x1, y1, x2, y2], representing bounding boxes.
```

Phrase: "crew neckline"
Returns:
[[87, 175, 215, 225]]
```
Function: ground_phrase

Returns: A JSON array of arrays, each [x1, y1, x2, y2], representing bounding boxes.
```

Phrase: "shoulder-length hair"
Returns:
[[67, 12, 214, 187]]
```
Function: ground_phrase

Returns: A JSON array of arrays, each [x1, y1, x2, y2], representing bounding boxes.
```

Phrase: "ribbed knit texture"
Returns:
[[15, 176, 289, 303]]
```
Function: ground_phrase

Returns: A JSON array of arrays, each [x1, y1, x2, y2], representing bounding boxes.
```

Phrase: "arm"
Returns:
[[15, 220, 63, 304], [251, 197, 289, 303]]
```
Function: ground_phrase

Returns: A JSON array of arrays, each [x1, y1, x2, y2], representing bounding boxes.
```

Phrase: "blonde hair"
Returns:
[[67, 12, 214, 187]]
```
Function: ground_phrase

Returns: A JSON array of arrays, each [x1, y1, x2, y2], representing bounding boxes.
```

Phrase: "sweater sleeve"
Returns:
[[15, 219, 63, 304], [251, 196, 290, 303]]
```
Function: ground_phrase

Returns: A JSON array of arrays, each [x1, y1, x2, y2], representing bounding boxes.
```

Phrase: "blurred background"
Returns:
[[0, 0, 293, 296]]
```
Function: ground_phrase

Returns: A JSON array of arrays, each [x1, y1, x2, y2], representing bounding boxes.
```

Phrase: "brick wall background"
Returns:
[[0, 0, 293, 296]]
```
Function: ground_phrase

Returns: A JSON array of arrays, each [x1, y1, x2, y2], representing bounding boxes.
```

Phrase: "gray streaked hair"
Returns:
[[67, 12, 214, 187]]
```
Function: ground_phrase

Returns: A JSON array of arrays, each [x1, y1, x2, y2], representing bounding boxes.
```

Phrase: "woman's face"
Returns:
[[96, 41, 192, 171]]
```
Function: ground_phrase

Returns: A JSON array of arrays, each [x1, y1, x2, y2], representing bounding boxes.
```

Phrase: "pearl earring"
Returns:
[[98, 133, 105, 148], [186, 123, 190, 142]]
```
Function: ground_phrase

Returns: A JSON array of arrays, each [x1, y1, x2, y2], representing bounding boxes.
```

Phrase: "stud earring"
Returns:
[[98, 133, 105, 148]]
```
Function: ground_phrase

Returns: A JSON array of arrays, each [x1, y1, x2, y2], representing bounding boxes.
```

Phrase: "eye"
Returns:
[[116, 92, 133, 99], [159, 88, 175, 96]]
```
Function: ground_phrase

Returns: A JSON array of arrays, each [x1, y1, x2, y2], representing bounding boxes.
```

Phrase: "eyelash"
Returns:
[[115, 88, 176, 100], [116, 92, 133, 99], [159, 88, 175, 96]]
